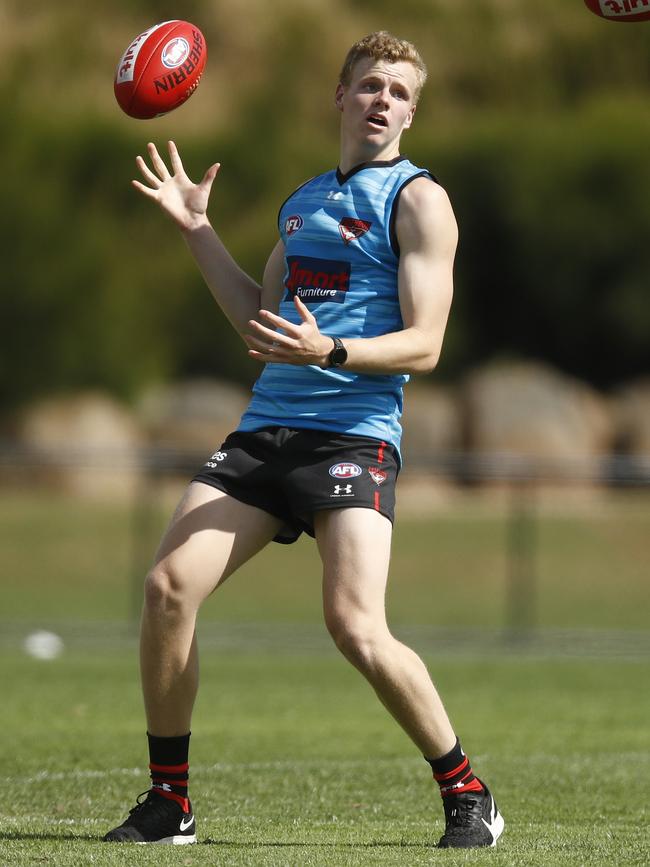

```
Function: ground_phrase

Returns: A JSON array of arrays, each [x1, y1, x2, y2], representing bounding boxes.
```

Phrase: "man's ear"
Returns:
[[403, 103, 417, 130], [334, 83, 345, 112]]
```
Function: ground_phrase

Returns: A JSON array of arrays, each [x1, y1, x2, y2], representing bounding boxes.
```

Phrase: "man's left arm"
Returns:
[[244, 178, 457, 373], [341, 177, 457, 374]]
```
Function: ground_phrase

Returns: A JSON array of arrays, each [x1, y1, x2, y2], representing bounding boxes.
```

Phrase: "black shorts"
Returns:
[[192, 426, 399, 544]]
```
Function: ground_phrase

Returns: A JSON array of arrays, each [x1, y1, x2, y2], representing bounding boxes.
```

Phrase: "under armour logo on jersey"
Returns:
[[339, 217, 372, 245]]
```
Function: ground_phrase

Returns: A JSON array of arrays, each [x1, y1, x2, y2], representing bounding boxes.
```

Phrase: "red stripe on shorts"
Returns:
[[377, 441, 386, 463], [374, 491, 380, 510]]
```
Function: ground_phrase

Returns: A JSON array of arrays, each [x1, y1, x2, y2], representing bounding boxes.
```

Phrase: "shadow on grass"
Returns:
[[0, 831, 432, 849], [0, 831, 98, 842], [203, 838, 431, 849]]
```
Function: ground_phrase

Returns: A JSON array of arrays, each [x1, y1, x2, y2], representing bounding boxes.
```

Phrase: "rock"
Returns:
[[136, 378, 250, 451], [16, 391, 143, 497], [401, 383, 462, 461], [613, 378, 650, 455], [460, 361, 614, 478]]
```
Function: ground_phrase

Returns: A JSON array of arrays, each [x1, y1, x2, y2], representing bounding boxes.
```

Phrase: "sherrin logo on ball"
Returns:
[[161, 37, 190, 69], [114, 20, 207, 119], [583, 0, 650, 21]]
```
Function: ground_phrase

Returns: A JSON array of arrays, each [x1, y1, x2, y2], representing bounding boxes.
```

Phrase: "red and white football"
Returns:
[[583, 0, 650, 22], [114, 20, 207, 119]]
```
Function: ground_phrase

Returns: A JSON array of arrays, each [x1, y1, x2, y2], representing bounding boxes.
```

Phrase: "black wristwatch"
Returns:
[[327, 337, 348, 368]]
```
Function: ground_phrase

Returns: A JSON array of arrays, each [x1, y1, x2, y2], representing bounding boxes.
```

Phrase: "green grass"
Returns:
[[2, 487, 649, 629], [1, 648, 649, 865], [1, 486, 649, 864]]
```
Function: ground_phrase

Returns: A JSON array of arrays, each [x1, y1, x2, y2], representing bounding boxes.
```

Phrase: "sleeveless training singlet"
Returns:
[[237, 156, 433, 458]]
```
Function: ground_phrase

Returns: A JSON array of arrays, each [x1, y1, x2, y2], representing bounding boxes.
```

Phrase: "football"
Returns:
[[583, 0, 650, 22], [114, 20, 207, 119]]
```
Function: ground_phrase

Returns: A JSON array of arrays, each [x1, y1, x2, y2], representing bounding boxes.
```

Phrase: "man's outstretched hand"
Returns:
[[132, 140, 219, 232]]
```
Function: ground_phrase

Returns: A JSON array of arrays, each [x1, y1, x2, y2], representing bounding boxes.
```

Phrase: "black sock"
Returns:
[[425, 738, 484, 797], [147, 732, 191, 812]]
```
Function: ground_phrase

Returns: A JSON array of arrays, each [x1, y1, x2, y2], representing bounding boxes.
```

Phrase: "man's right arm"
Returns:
[[134, 140, 283, 337], [180, 220, 265, 337]]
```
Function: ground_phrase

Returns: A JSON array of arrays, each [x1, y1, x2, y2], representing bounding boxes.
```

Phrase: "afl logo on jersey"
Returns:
[[285, 215, 303, 235], [329, 462, 362, 479]]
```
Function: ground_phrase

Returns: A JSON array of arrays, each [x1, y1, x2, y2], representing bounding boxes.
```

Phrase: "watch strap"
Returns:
[[327, 336, 347, 368]]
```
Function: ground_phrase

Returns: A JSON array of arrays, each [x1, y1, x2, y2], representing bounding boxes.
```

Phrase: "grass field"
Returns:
[[2, 649, 649, 866], [2, 484, 649, 629], [1, 485, 649, 865]]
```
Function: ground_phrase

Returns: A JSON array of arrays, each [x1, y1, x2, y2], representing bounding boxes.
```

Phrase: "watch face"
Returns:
[[330, 338, 347, 366]]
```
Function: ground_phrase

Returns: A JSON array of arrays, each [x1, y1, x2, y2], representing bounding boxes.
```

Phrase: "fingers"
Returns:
[[243, 334, 277, 353], [247, 348, 282, 364], [293, 294, 316, 322], [167, 140, 184, 174], [201, 163, 221, 190], [147, 141, 171, 179], [135, 154, 161, 188], [243, 335, 293, 365], [131, 179, 159, 199], [257, 309, 301, 336], [247, 319, 294, 345]]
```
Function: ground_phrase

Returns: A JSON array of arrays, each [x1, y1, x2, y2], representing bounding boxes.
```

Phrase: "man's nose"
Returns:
[[373, 89, 390, 107]]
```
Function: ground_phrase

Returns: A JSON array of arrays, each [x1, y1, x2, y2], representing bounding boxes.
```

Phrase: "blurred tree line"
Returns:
[[2, 0, 649, 413]]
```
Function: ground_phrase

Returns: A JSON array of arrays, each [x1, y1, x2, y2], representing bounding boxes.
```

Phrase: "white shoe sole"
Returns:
[[135, 834, 197, 845]]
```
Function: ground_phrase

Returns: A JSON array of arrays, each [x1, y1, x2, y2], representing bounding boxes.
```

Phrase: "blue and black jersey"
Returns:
[[237, 156, 434, 458]]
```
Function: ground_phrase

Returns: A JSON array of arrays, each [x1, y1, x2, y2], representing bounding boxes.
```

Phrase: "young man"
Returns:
[[104, 31, 504, 849]]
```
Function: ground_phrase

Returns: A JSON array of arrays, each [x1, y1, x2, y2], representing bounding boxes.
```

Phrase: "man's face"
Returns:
[[335, 57, 419, 149]]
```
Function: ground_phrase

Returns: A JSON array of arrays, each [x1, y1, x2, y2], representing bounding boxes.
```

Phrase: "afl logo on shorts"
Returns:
[[329, 462, 362, 479], [285, 215, 303, 235]]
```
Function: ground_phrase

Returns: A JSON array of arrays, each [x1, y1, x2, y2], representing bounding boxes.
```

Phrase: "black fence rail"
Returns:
[[2, 440, 650, 484], [1, 441, 649, 640]]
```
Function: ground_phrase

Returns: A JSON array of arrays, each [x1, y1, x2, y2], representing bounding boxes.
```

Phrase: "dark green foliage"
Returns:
[[2, 1, 649, 411]]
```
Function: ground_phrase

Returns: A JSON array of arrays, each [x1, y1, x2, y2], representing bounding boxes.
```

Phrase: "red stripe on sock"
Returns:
[[149, 762, 189, 774], [433, 756, 469, 782], [440, 776, 484, 796]]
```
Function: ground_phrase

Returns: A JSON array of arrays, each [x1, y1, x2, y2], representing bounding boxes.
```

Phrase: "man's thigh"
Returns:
[[314, 507, 393, 621], [152, 481, 283, 605]]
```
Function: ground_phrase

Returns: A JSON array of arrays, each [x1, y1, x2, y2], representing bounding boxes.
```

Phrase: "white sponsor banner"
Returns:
[[115, 20, 177, 84], [598, 0, 649, 17]]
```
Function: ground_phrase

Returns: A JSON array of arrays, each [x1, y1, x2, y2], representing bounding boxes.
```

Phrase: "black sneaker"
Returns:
[[437, 780, 504, 848], [103, 790, 196, 844]]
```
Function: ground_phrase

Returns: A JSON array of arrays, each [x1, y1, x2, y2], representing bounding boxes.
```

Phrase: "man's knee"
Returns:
[[143, 561, 191, 614], [325, 609, 390, 668]]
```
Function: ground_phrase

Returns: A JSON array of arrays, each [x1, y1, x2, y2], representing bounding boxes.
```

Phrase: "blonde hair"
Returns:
[[339, 31, 428, 102]]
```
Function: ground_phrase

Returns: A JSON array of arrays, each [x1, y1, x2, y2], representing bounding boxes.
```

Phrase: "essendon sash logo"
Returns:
[[339, 217, 372, 245], [285, 255, 350, 304], [368, 467, 387, 485]]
